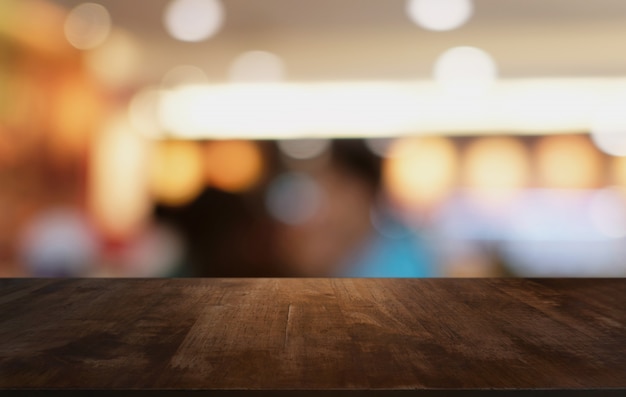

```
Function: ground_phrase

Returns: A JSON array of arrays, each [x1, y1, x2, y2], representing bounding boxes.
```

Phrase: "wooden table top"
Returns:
[[0, 278, 624, 394]]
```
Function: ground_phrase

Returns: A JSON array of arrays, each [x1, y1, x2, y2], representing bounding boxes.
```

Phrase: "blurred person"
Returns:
[[274, 139, 436, 277]]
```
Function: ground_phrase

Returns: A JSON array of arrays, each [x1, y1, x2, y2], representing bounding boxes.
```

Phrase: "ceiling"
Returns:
[[51, 0, 626, 31], [49, 0, 626, 83]]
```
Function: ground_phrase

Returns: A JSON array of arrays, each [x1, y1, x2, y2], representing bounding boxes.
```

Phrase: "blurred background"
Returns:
[[2, 0, 626, 277]]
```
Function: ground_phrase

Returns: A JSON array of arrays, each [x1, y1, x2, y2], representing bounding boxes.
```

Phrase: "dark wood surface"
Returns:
[[0, 278, 624, 391]]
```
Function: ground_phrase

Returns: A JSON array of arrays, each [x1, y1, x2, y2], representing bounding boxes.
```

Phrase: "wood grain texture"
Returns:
[[0, 278, 624, 390]]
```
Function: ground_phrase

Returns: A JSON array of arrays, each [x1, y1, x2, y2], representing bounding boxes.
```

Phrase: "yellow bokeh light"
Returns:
[[149, 141, 205, 206], [0, 0, 73, 57], [383, 136, 457, 209], [464, 137, 529, 199], [536, 134, 602, 189], [611, 156, 626, 187], [89, 117, 151, 239], [205, 140, 264, 193]]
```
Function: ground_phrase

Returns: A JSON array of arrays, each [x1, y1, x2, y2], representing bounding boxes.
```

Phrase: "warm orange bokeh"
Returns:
[[536, 134, 602, 189], [149, 140, 205, 206], [205, 140, 264, 193], [88, 117, 151, 239], [464, 136, 530, 192], [51, 73, 103, 158], [383, 136, 457, 209], [611, 156, 626, 188]]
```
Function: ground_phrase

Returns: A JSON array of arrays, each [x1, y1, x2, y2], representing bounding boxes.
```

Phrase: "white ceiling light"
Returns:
[[434, 46, 497, 96], [163, 0, 224, 42], [156, 78, 626, 139], [406, 0, 473, 31]]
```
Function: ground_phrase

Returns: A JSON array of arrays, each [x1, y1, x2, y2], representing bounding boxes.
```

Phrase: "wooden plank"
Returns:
[[0, 278, 624, 391]]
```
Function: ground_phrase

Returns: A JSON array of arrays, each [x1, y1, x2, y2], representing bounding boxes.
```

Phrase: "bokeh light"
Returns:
[[278, 138, 330, 160], [163, 0, 224, 42], [587, 187, 626, 238], [0, 0, 72, 56], [51, 76, 102, 156], [8, 0, 626, 279], [612, 156, 626, 187], [19, 208, 98, 276], [406, 0, 473, 31], [149, 141, 205, 206], [590, 97, 626, 156], [266, 172, 322, 225], [84, 28, 141, 89], [536, 135, 602, 189], [205, 140, 264, 192], [64, 2, 111, 50], [128, 86, 164, 139], [434, 46, 497, 96], [463, 137, 529, 198], [228, 51, 286, 83], [383, 136, 457, 209], [89, 116, 152, 239]]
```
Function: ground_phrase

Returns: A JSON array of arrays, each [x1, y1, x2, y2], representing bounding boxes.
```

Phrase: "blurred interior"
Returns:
[[2, 0, 626, 277]]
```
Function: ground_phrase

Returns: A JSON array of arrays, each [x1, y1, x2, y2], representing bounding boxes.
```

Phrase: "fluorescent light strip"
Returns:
[[153, 78, 626, 139]]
